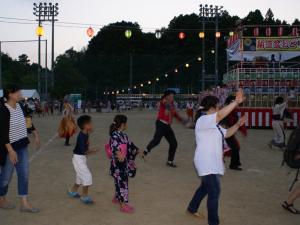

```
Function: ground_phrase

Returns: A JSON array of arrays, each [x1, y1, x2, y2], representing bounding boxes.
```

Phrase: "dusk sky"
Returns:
[[0, 0, 299, 66]]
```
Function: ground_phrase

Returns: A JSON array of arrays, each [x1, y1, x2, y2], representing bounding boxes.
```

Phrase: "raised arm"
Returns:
[[225, 115, 246, 138], [216, 89, 245, 123]]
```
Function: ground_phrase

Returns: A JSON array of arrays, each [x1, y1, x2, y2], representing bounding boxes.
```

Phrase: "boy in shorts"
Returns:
[[68, 115, 98, 204]]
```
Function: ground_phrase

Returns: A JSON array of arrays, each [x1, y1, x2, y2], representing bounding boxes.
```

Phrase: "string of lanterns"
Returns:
[[252, 26, 299, 37], [103, 55, 203, 95], [85, 25, 235, 39], [85, 25, 300, 39]]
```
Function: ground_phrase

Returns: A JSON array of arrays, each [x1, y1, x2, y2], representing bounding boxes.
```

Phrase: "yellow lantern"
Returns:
[[215, 32, 221, 38], [229, 31, 234, 37], [36, 25, 44, 37], [125, 29, 132, 39], [199, 32, 205, 39]]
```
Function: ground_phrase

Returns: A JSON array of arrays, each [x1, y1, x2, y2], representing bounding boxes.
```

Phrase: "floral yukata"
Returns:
[[109, 131, 139, 203]]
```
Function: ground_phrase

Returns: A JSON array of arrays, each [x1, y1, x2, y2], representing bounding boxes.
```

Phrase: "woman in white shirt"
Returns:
[[187, 90, 246, 225]]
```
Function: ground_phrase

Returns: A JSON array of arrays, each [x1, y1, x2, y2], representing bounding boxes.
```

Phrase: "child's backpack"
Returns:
[[283, 127, 300, 169], [105, 142, 127, 159]]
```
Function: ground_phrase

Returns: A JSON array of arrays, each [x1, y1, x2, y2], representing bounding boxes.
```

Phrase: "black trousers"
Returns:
[[225, 135, 240, 167], [146, 120, 178, 162]]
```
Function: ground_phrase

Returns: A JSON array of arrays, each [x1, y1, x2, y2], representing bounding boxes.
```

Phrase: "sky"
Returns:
[[0, 0, 299, 66]]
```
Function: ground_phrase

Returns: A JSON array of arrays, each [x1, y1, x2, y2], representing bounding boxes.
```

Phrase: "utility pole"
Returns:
[[129, 53, 133, 92], [45, 39, 48, 98]]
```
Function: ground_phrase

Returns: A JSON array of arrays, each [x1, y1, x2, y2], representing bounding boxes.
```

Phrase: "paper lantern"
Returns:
[[179, 32, 186, 40], [125, 30, 132, 39], [36, 25, 44, 37], [253, 27, 259, 37], [199, 32, 205, 39], [86, 27, 94, 37], [278, 27, 284, 36], [229, 31, 234, 37], [266, 27, 272, 37], [155, 30, 162, 39], [292, 27, 299, 36], [215, 32, 221, 38]]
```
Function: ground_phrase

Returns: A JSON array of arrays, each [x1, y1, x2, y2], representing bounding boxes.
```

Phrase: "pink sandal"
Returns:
[[120, 204, 135, 214]]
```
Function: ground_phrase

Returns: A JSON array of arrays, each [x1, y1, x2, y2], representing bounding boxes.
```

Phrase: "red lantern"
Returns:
[[278, 27, 284, 36], [178, 32, 186, 40], [266, 27, 272, 37], [292, 27, 299, 36], [253, 27, 259, 37], [86, 27, 94, 37]]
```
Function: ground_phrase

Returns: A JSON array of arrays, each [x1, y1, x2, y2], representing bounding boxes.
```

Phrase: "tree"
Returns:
[[18, 54, 30, 65], [265, 8, 274, 21]]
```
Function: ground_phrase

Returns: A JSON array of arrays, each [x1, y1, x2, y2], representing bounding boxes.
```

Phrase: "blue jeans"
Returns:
[[0, 147, 29, 197], [187, 174, 221, 225]]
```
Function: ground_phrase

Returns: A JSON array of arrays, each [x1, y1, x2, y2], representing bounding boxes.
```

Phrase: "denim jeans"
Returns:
[[187, 174, 221, 225], [0, 147, 29, 197]]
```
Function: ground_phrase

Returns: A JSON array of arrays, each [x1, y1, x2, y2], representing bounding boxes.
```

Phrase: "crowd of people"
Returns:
[[0, 84, 299, 225]]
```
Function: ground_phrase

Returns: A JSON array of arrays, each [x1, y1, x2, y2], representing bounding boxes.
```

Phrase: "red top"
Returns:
[[157, 100, 182, 125], [226, 111, 247, 136]]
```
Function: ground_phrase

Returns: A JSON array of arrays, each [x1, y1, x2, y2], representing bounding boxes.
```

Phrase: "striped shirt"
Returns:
[[5, 103, 27, 144]]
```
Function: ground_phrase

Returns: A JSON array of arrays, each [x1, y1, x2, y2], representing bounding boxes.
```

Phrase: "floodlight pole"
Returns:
[[0, 41, 2, 89], [33, 2, 59, 90], [199, 4, 224, 90]]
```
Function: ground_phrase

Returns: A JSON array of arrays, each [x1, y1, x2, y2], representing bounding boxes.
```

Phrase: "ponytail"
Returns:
[[109, 114, 127, 135]]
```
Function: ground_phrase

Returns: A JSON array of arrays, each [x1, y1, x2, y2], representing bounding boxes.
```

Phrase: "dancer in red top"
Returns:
[[221, 95, 247, 170], [143, 90, 184, 168]]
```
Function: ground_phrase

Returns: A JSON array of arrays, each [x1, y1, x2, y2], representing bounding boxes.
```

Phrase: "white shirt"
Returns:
[[194, 113, 227, 176], [5, 103, 27, 144]]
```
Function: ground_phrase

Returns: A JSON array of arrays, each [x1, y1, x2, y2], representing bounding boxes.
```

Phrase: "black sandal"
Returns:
[[282, 201, 300, 214]]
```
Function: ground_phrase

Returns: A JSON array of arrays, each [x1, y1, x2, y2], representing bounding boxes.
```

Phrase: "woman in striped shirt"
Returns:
[[0, 85, 40, 213]]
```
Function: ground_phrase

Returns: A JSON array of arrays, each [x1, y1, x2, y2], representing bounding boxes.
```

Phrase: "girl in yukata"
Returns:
[[109, 115, 139, 214]]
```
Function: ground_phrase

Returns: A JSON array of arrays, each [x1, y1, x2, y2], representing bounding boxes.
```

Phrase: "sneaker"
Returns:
[[166, 161, 177, 168], [229, 165, 243, 171], [80, 196, 94, 205], [120, 204, 135, 214], [68, 190, 81, 198]]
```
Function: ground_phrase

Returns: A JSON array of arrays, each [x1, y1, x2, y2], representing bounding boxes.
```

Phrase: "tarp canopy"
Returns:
[[0, 89, 40, 99]]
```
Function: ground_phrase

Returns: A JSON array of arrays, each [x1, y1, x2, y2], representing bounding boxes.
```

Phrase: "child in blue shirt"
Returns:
[[68, 115, 98, 204]]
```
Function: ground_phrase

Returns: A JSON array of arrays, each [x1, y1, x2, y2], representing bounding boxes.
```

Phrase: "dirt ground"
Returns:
[[0, 110, 299, 225]]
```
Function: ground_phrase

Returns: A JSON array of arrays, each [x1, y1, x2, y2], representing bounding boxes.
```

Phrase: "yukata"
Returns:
[[109, 131, 138, 203]]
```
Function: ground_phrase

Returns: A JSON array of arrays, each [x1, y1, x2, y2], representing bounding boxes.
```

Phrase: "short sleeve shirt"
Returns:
[[194, 113, 227, 176], [73, 131, 89, 155]]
